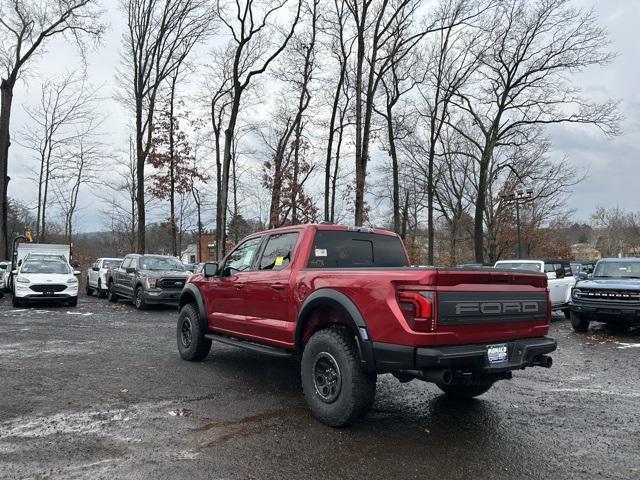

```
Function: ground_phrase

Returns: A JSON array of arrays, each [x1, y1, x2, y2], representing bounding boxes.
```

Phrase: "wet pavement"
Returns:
[[0, 295, 639, 479]]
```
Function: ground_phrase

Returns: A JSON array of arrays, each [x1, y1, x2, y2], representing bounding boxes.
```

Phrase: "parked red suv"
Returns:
[[177, 224, 556, 426]]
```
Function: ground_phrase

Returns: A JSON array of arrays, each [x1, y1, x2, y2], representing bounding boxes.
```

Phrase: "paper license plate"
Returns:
[[43, 290, 54, 296], [487, 344, 508, 364]]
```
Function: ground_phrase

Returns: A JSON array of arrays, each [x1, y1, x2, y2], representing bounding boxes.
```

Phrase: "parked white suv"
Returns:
[[12, 254, 80, 307], [494, 259, 575, 318], [86, 258, 122, 298]]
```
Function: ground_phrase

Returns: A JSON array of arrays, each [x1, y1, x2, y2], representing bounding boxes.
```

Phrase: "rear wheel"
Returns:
[[97, 280, 107, 299], [437, 382, 494, 399], [107, 282, 118, 303], [301, 327, 376, 427], [176, 303, 211, 361], [563, 308, 571, 320], [570, 311, 590, 332]]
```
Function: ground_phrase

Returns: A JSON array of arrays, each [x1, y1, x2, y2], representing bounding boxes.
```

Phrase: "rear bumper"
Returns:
[[369, 337, 557, 374]]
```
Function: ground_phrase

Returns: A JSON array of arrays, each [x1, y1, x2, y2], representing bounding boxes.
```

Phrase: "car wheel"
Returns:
[[177, 303, 212, 361], [68, 296, 78, 307], [301, 326, 377, 427], [107, 282, 118, 303], [134, 286, 147, 310], [97, 280, 107, 299], [437, 382, 494, 399], [85, 279, 93, 296], [563, 308, 571, 320], [570, 311, 589, 332], [12, 296, 22, 308]]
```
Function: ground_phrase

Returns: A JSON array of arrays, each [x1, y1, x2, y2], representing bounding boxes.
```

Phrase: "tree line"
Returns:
[[0, 0, 621, 264]]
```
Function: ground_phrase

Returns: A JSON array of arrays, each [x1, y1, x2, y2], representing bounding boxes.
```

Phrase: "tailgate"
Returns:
[[433, 269, 550, 344]]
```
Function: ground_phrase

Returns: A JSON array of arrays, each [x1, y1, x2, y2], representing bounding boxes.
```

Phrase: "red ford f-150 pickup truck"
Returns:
[[177, 224, 556, 426]]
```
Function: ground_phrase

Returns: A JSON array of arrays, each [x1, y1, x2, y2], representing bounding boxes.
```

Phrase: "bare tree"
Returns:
[[451, 0, 621, 262], [214, 0, 302, 259], [120, 0, 211, 253], [0, 0, 104, 257], [20, 73, 99, 241]]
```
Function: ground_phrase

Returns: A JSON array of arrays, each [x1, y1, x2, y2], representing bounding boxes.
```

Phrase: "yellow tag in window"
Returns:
[[275, 256, 284, 266]]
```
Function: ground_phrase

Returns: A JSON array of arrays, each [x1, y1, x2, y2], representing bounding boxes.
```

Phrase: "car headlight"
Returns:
[[572, 289, 581, 298], [16, 276, 30, 284], [146, 278, 157, 289], [67, 277, 78, 284]]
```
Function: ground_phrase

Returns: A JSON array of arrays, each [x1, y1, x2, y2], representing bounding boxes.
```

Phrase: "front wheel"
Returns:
[[177, 304, 211, 361], [563, 308, 571, 320], [301, 327, 376, 427], [134, 286, 147, 310], [437, 382, 494, 399], [97, 280, 107, 299], [12, 296, 22, 308], [85, 279, 93, 296], [570, 311, 590, 332]]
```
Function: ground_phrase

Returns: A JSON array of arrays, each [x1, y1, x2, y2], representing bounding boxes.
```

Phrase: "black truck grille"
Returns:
[[574, 289, 640, 302], [158, 278, 186, 289], [30, 284, 66, 293]]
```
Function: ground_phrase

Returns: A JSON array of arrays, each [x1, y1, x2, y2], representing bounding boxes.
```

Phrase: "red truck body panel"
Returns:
[[190, 224, 551, 351]]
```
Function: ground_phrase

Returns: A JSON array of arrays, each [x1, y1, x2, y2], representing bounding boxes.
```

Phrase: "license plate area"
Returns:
[[487, 344, 508, 364], [43, 290, 54, 296]]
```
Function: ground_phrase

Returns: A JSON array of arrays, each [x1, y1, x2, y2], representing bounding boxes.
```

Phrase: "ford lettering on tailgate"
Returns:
[[438, 291, 547, 325]]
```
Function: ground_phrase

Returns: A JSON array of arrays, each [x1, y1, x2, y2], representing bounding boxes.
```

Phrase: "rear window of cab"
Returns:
[[307, 230, 409, 268]]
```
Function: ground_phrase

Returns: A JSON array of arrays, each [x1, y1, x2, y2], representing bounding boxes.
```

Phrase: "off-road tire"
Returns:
[[563, 308, 571, 320], [85, 279, 93, 296], [301, 327, 377, 427], [12, 296, 22, 308], [134, 286, 147, 310], [176, 303, 211, 361], [107, 282, 118, 303], [570, 311, 590, 332], [437, 382, 494, 399], [68, 296, 78, 307]]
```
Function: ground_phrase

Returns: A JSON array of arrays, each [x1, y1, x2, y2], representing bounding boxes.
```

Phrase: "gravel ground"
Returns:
[[0, 294, 639, 480]]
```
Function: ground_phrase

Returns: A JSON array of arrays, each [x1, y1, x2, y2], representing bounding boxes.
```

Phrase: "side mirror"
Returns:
[[546, 272, 557, 280], [126, 267, 136, 274], [576, 272, 587, 280], [73, 270, 81, 276], [92, 267, 99, 272], [11, 269, 17, 275], [17, 260, 22, 266], [203, 262, 219, 277], [587, 273, 593, 279]]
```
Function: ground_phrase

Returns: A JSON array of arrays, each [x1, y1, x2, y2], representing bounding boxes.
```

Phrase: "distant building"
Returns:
[[571, 243, 601, 262], [180, 234, 217, 264]]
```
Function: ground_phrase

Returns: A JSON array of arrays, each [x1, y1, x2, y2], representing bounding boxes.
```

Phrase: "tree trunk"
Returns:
[[169, 75, 178, 257], [325, 62, 345, 222], [0, 80, 14, 259], [385, 101, 401, 235], [474, 149, 491, 263], [135, 95, 146, 253]]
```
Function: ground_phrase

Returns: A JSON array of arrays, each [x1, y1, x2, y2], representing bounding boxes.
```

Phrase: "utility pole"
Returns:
[[500, 189, 534, 258]]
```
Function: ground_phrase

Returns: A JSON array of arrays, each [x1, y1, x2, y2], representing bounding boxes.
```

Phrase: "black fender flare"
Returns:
[[295, 288, 375, 373], [179, 283, 208, 332]]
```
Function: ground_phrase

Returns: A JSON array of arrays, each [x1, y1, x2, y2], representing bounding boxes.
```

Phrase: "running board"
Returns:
[[204, 333, 293, 358]]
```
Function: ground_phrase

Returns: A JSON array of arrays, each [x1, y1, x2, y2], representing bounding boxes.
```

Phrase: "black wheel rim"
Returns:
[[313, 352, 342, 403], [181, 318, 192, 348]]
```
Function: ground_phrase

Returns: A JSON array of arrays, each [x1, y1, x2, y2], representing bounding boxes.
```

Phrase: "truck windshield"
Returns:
[[495, 262, 541, 272], [102, 259, 121, 268], [21, 260, 71, 274], [307, 230, 409, 268], [594, 261, 640, 278], [140, 256, 185, 271]]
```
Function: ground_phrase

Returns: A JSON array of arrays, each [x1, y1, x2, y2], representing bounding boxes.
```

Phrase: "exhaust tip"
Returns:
[[441, 369, 453, 385], [536, 355, 553, 368]]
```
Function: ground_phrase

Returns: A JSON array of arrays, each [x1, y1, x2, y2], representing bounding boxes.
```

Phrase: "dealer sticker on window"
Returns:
[[487, 344, 508, 364]]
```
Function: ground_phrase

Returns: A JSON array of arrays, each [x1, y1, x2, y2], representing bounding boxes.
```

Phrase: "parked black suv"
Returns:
[[569, 257, 640, 332], [107, 254, 190, 309]]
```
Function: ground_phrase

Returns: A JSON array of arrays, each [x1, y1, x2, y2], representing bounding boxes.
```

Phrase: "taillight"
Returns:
[[398, 290, 436, 332], [546, 288, 552, 321]]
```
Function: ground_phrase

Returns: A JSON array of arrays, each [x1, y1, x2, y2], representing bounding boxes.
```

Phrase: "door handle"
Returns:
[[270, 283, 285, 290]]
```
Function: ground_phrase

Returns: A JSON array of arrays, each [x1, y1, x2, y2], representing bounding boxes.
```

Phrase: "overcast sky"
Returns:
[[6, 0, 640, 232]]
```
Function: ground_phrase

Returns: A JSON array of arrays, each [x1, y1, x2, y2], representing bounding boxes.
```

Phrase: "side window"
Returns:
[[555, 264, 565, 279], [564, 263, 573, 277], [130, 257, 139, 270], [223, 237, 262, 274], [121, 257, 131, 269], [543, 263, 555, 273], [259, 233, 299, 271]]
